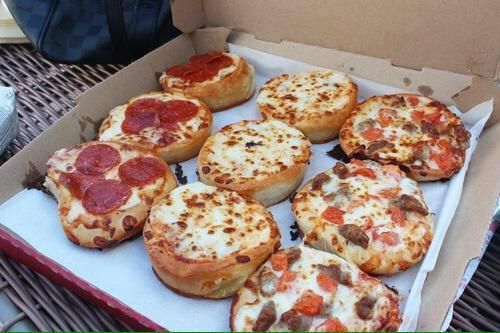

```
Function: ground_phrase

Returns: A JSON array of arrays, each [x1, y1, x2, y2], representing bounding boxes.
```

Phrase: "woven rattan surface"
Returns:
[[0, 44, 498, 332]]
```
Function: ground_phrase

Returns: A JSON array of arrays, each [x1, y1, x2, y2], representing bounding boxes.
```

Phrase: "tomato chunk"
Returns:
[[424, 111, 441, 124], [317, 318, 348, 332], [389, 206, 405, 226], [407, 96, 420, 107], [277, 271, 297, 292], [270, 252, 288, 271], [411, 110, 424, 123], [360, 127, 384, 141], [321, 207, 345, 225], [378, 109, 394, 127], [373, 230, 400, 246], [351, 168, 377, 179], [317, 272, 339, 293], [293, 291, 323, 316], [378, 188, 400, 199]]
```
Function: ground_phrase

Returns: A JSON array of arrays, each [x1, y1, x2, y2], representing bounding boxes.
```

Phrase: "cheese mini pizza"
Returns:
[[258, 70, 358, 143], [98, 92, 212, 164], [339, 94, 470, 181], [44, 141, 177, 248], [292, 159, 433, 275], [160, 51, 255, 111], [230, 245, 401, 332], [197, 120, 311, 207], [143, 182, 280, 299]]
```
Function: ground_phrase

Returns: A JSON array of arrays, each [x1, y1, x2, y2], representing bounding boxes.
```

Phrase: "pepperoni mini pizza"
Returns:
[[160, 51, 255, 112], [339, 94, 470, 181], [197, 120, 311, 207], [230, 245, 401, 332], [143, 182, 280, 299], [292, 159, 433, 276], [98, 92, 212, 164], [44, 141, 177, 248], [257, 70, 358, 143]]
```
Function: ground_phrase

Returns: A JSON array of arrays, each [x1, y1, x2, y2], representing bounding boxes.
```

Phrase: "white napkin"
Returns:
[[0, 86, 18, 154]]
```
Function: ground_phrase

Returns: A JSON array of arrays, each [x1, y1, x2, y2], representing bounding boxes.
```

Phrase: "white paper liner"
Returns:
[[0, 44, 493, 332]]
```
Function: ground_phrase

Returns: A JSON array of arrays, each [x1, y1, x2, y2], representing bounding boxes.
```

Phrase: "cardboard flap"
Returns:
[[170, 0, 204, 33], [418, 122, 500, 331], [171, 0, 500, 79], [191, 27, 231, 53]]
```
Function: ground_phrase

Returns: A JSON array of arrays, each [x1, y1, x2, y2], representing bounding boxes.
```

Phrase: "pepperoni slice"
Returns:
[[59, 171, 102, 199], [360, 127, 384, 141], [190, 51, 233, 70], [75, 144, 121, 175], [158, 100, 198, 125], [167, 51, 233, 82], [82, 179, 131, 215], [321, 206, 345, 225], [167, 63, 218, 82], [119, 157, 167, 186], [122, 99, 160, 134]]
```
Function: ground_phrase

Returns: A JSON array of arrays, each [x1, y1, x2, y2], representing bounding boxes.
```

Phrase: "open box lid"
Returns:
[[172, 0, 500, 127], [167, 1, 500, 331]]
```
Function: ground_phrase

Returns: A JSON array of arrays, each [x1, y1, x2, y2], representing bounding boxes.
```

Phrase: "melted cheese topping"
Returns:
[[160, 52, 240, 88], [293, 160, 433, 274], [148, 182, 274, 260], [341, 94, 468, 170], [200, 120, 311, 181], [257, 70, 356, 122], [97, 92, 208, 148], [45, 141, 166, 222], [233, 245, 400, 332]]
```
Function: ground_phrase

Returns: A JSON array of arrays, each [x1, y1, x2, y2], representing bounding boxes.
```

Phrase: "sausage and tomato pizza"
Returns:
[[98, 92, 212, 164], [44, 141, 176, 248], [292, 159, 433, 275], [258, 70, 358, 143], [339, 94, 470, 181], [160, 51, 255, 112], [143, 182, 280, 299], [197, 119, 311, 207], [231, 245, 401, 332]]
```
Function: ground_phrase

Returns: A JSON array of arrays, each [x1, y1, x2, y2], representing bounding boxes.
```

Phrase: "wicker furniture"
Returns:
[[0, 44, 498, 332]]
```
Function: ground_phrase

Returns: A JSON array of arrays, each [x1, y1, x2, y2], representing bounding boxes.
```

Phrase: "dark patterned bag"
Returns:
[[4, 0, 180, 64]]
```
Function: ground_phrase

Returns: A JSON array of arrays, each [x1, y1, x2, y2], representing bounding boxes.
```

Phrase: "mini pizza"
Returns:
[[143, 182, 280, 299], [97, 92, 212, 164], [292, 159, 433, 275], [230, 245, 401, 332], [160, 51, 255, 111], [44, 141, 177, 248], [339, 94, 470, 181], [258, 70, 358, 143], [197, 120, 311, 207]]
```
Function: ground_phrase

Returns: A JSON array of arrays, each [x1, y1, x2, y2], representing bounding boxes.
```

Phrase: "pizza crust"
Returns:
[[160, 52, 255, 112], [292, 160, 433, 276], [339, 94, 470, 181], [197, 120, 311, 207], [230, 245, 401, 332], [44, 141, 177, 248], [143, 182, 281, 298], [98, 92, 212, 164], [258, 71, 358, 143]]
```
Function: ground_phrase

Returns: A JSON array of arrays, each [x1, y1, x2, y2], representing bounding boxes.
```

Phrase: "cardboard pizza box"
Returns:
[[0, 0, 499, 330]]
